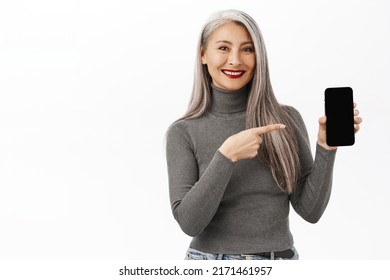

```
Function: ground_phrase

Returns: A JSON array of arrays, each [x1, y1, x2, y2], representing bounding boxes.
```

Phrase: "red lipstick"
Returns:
[[221, 69, 245, 79]]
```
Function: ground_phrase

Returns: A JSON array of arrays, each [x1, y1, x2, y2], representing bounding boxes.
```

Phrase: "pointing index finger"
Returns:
[[253, 124, 286, 135]]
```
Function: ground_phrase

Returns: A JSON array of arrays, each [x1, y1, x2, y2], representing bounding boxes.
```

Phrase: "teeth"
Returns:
[[223, 70, 243, 76]]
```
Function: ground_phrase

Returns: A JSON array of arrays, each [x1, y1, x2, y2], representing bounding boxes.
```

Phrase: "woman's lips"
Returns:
[[221, 69, 246, 79]]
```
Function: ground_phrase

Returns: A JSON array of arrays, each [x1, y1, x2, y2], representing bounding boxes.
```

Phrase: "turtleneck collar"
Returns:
[[209, 83, 249, 115]]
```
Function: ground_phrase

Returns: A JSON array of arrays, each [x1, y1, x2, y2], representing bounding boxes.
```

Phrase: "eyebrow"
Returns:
[[215, 40, 253, 45]]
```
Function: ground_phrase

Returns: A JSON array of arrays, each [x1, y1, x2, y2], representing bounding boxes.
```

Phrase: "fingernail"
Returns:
[[280, 124, 286, 129]]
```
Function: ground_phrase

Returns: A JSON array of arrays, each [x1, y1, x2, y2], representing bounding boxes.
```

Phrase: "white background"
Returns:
[[0, 0, 389, 260]]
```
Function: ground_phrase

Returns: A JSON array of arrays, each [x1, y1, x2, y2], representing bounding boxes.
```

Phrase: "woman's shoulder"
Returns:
[[167, 113, 210, 132], [280, 104, 309, 138], [281, 104, 301, 116], [166, 114, 212, 143], [166, 117, 199, 138], [281, 105, 304, 124], [166, 119, 189, 136]]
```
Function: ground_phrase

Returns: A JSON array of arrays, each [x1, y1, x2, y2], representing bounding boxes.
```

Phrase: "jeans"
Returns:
[[184, 246, 299, 260]]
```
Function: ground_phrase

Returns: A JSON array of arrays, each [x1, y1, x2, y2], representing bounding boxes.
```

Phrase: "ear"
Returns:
[[201, 47, 207, 65]]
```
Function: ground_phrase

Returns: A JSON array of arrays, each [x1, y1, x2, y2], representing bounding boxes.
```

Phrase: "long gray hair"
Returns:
[[179, 10, 300, 194]]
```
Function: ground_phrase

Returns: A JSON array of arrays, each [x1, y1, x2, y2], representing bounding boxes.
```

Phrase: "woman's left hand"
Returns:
[[317, 102, 363, 150]]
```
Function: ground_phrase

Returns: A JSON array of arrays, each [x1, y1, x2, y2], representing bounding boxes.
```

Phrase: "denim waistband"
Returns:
[[185, 246, 299, 260]]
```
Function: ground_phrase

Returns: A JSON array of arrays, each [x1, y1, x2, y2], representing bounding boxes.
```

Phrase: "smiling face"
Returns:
[[201, 21, 256, 91]]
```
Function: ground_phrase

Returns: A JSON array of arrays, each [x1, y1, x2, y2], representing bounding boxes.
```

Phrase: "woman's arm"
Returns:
[[285, 107, 337, 223], [165, 121, 235, 236], [288, 104, 362, 223]]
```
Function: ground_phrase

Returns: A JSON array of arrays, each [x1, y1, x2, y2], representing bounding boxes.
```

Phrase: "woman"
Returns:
[[165, 9, 362, 260]]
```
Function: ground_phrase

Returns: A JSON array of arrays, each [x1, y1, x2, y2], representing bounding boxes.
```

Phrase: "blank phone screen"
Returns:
[[325, 87, 355, 146]]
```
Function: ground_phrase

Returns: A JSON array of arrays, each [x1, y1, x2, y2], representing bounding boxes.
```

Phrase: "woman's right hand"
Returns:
[[218, 124, 286, 162]]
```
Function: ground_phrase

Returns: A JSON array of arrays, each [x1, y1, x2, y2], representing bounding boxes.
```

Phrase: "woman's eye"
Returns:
[[218, 46, 228, 51], [243, 47, 254, 53]]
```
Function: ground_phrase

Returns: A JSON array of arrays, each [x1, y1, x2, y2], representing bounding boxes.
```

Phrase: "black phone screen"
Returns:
[[325, 87, 355, 146]]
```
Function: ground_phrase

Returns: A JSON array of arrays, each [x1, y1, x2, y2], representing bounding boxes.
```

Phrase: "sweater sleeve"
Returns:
[[165, 121, 236, 236], [285, 106, 337, 223]]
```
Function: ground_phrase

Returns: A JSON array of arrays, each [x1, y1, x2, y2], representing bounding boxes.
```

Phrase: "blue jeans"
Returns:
[[185, 246, 299, 260]]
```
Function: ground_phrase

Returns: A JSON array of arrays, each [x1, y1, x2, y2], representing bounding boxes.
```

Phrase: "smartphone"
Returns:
[[324, 87, 355, 146]]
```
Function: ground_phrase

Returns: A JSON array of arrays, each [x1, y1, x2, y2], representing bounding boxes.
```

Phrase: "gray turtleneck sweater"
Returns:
[[165, 84, 337, 254]]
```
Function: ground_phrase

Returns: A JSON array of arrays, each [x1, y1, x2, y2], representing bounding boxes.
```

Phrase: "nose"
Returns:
[[228, 50, 242, 66]]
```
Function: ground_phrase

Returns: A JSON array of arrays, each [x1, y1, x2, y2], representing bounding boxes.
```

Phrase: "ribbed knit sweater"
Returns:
[[165, 84, 337, 254]]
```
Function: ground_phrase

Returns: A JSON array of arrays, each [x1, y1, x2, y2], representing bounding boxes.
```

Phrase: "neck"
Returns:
[[209, 84, 249, 115]]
